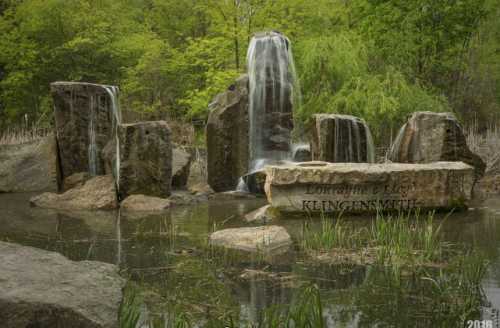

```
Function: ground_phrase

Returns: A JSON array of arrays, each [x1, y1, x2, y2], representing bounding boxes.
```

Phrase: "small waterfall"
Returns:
[[104, 86, 122, 192], [387, 122, 407, 161], [246, 31, 299, 172], [88, 94, 99, 176], [326, 114, 375, 163]]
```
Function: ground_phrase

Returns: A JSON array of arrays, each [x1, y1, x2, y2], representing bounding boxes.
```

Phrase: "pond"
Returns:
[[1, 192, 500, 327]]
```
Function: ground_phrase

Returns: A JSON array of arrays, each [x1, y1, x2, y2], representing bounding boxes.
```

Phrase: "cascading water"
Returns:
[[247, 31, 299, 172], [326, 114, 375, 163], [88, 95, 99, 176], [104, 86, 122, 192]]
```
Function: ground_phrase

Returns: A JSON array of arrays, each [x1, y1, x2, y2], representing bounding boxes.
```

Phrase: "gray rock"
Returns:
[[265, 161, 475, 213], [0, 135, 59, 193], [0, 241, 124, 328], [388, 111, 486, 179], [241, 169, 267, 194], [311, 114, 375, 163], [118, 121, 172, 199], [172, 147, 191, 188], [120, 194, 171, 212], [30, 175, 118, 210], [209, 226, 292, 253], [51, 82, 119, 183], [206, 75, 249, 192]]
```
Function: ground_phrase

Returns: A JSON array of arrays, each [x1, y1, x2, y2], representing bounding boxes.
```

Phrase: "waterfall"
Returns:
[[328, 114, 375, 163], [104, 86, 122, 192], [246, 31, 299, 172], [88, 94, 99, 176]]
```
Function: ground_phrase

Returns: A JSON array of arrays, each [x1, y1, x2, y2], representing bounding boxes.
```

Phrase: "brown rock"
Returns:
[[206, 75, 249, 192], [51, 82, 119, 183], [118, 121, 172, 199], [30, 175, 118, 210], [62, 172, 90, 191], [388, 111, 486, 179], [209, 226, 292, 253], [120, 194, 171, 212]]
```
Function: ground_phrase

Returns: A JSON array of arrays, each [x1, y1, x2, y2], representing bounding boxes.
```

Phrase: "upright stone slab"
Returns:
[[311, 114, 375, 163], [388, 111, 486, 178], [265, 162, 474, 213], [51, 82, 119, 186], [118, 121, 172, 199], [206, 75, 249, 192]]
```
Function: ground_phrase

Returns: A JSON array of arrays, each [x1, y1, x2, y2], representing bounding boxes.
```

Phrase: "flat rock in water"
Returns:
[[0, 241, 124, 328], [209, 226, 292, 253], [30, 175, 118, 210], [120, 194, 171, 212], [265, 161, 475, 213]]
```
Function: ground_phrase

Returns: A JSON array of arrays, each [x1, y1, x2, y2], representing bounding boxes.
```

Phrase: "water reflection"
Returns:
[[1, 193, 500, 326]]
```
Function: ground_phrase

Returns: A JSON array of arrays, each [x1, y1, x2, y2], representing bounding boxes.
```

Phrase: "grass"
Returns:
[[0, 123, 51, 145], [302, 210, 450, 266]]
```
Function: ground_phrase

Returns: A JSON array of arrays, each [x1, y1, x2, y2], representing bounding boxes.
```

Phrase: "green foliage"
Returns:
[[0, 0, 497, 135]]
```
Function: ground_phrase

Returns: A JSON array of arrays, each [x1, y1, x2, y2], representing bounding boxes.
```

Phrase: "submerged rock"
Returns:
[[120, 194, 171, 212], [311, 114, 375, 163], [388, 111, 486, 178], [0, 241, 124, 328], [51, 82, 119, 183], [118, 121, 172, 199], [206, 75, 249, 192], [209, 226, 292, 253], [30, 175, 118, 210], [265, 161, 475, 213], [172, 147, 192, 189], [244, 205, 275, 223], [0, 135, 59, 193]]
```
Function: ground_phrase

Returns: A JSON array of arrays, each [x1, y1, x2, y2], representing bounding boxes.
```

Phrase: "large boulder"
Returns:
[[209, 226, 292, 253], [206, 75, 249, 192], [388, 111, 486, 178], [51, 82, 120, 184], [311, 114, 375, 163], [30, 175, 118, 210], [264, 161, 475, 213], [0, 241, 124, 328], [171, 147, 191, 189], [0, 135, 59, 192], [118, 121, 172, 200]]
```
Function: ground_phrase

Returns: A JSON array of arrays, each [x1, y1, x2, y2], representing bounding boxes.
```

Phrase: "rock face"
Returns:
[[0, 136, 59, 192], [388, 111, 486, 178], [311, 114, 375, 163], [172, 147, 191, 188], [51, 82, 119, 184], [0, 241, 124, 328], [30, 175, 118, 210], [264, 161, 475, 213], [209, 226, 292, 253], [120, 194, 171, 212], [118, 121, 172, 199], [206, 75, 249, 192]]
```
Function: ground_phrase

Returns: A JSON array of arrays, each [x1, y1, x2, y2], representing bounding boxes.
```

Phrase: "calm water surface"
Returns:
[[2, 193, 500, 327]]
